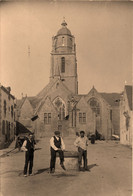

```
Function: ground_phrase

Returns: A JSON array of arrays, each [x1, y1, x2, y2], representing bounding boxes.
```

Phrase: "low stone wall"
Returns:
[[56, 151, 79, 171]]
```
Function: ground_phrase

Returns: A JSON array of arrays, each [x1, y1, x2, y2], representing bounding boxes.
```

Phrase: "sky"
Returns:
[[0, 1, 132, 99]]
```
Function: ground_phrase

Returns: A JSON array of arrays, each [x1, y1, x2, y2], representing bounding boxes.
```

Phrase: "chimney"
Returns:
[[6, 87, 11, 93]]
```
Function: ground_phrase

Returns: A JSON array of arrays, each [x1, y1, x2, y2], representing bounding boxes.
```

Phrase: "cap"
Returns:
[[54, 131, 61, 135], [80, 130, 85, 134]]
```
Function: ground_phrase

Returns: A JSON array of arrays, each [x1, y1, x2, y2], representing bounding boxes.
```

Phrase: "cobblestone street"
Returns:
[[0, 137, 132, 196]]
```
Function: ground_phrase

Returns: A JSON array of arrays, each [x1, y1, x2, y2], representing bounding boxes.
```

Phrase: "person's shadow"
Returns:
[[87, 164, 98, 171], [35, 168, 49, 175], [80, 164, 98, 172]]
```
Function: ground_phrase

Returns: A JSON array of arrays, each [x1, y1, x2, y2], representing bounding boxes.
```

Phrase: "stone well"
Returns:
[[56, 151, 79, 171]]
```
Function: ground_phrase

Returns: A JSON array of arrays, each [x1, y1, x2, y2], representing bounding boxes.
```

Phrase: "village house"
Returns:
[[120, 85, 132, 146], [0, 84, 16, 149]]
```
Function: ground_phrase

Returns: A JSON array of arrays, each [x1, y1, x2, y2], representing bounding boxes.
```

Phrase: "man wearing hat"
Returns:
[[22, 133, 36, 177], [50, 131, 66, 173], [74, 130, 88, 171]]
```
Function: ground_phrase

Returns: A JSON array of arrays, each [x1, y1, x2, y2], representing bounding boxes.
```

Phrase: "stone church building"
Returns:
[[16, 20, 121, 139]]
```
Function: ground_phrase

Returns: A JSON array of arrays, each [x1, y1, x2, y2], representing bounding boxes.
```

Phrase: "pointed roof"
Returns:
[[36, 79, 58, 99], [28, 97, 40, 109], [16, 97, 27, 110], [16, 96, 37, 110], [35, 96, 58, 114], [34, 79, 74, 112], [125, 85, 133, 110], [85, 86, 121, 107], [87, 86, 98, 95]]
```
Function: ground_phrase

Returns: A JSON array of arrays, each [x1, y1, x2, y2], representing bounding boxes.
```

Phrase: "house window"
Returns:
[[79, 113, 82, 123], [44, 113, 51, 124], [11, 123, 13, 129], [61, 57, 65, 73], [110, 110, 112, 121], [2, 120, 5, 135], [4, 100, 7, 117], [9, 122, 10, 131], [83, 113, 86, 123], [48, 113, 51, 124], [79, 112, 86, 123], [11, 105, 13, 118], [14, 112, 15, 121], [44, 113, 47, 124]]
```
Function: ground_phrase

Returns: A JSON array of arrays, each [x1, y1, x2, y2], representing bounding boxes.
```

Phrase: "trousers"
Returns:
[[50, 148, 64, 171], [24, 150, 34, 175], [78, 147, 87, 169]]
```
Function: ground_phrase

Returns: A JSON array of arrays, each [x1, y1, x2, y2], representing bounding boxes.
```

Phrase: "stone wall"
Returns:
[[112, 106, 120, 135]]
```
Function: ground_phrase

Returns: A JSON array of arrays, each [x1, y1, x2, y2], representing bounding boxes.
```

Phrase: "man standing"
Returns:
[[74, 130, 88, 171], [50, 131, 66, 173], [22, 133, 36, 177]]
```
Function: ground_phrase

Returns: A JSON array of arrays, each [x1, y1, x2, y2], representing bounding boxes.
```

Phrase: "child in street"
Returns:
[[74, 130, 88, 171]]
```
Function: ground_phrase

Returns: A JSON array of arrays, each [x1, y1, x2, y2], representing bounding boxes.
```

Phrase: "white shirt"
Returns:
[[74, 136, 88, 150], [21, 140, 28, 151], [50, 136, 65, 151]]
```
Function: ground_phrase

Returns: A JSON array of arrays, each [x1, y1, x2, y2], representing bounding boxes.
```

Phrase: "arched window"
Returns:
[[89, 98, 100, 116], [62, 37, 64, 46], [61, 57, 65, 73], [53, 97, 66, 120]]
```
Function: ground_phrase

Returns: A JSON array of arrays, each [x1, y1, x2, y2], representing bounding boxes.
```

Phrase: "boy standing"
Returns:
[[74, 130, 88, 171], [22, 133, 36, 177]]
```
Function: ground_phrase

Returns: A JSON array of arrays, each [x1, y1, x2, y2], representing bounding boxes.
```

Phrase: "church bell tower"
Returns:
[[50, 19, 78, 94]]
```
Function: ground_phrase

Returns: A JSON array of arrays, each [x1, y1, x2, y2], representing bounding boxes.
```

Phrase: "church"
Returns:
[[16, 20, 121, 139]]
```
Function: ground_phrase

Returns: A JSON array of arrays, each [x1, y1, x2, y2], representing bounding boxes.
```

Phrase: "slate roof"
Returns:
[[125, 85, 133, 110], [16, 97, 27, 110], [28, 96, 41, 109], [36, 79, 58, 99], [16, 96, 38, 110], [100, 93, 121, 107]]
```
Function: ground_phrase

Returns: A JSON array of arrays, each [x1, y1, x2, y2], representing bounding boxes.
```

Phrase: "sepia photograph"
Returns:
[[0, 1, 132, 196]]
